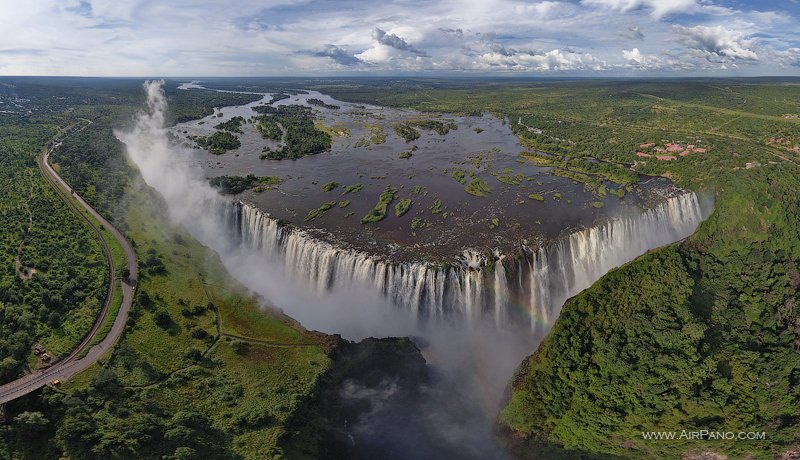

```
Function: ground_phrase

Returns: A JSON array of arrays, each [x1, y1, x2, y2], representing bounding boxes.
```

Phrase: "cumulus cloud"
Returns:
[[582, 0, 698, 19], [478, 48, 603, 72], [371, 27, 429, 57], [623, 47, 643, 63], [307, 44, 363, 66], [621, 47, 668, 69], [774, 48, 800, 67], [673, 25, 758, 62]]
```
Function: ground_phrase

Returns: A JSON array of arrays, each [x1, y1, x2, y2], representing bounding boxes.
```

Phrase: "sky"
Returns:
[[1, 0, 799, 77]]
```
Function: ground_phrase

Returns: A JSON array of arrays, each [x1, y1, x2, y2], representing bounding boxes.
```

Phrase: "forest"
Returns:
[[0, 114, 107, 384], [253, 104, 332, 159]]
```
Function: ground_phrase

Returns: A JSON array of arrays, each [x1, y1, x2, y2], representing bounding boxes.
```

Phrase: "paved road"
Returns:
[[0, 139, 138, 404]]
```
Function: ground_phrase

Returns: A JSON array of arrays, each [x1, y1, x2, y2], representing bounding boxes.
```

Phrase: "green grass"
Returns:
[[304, 200, 337, 222], [452, 169, 467, 184], [395, 198, 412, 217], [341, 183, 363, 194], [322, 181, 339, 192], [361, 185, 399, 224], [465, 177, 491, 196], [392, 123, 420, 142]]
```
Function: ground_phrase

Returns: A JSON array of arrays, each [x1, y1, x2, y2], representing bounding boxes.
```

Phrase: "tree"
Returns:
[[14, 411, 49, 431]]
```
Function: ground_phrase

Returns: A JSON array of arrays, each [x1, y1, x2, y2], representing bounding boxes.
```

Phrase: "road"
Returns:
[[0, 135, 138, 404]]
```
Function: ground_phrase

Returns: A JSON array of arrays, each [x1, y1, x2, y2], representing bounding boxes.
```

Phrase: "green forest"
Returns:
[[252, 105, 332, 159], [0, 115, 107, 384]]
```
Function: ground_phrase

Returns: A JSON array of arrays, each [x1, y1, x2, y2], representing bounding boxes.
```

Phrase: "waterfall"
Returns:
[[227, 191, 709, 329]]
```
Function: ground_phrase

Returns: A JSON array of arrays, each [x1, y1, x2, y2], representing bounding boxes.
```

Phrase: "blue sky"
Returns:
[[1, 0, 799, 76]]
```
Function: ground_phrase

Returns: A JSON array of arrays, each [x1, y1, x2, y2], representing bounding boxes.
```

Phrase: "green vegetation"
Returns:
[[354, 124, 387, 147], [494, 168, 525, 186], [360, 185, 399, 224], [314, 121, 350, 138], [465, 177, 491, 197], [341, 183, 363, 194], [452, 169, 467, 184], [395, 198, 412, 217], [392, 123, 420, 142], [321, 181, 339, 192], [304, 200, 338, 222], [0, 79, 335, 460], [408, 118, 457, 135], [0, 119, 107, 383], [208, 174, 281, 195], [338, 200, 350, 208], [213, 116, 245, 133], [473, 127, 483, 134], [430, 199, 443, 214], [489, 218, 499, 229], [411, 217, 432, 230], [267, 93, 290, 105], [306, 98, 340, 110], [399, 150, 413, 159], [192, 130, 241, 154], [252, 105, 332, 160], [255, 117, 282, 141], [165, 89, 261, 125], [528, 193, 544, 201], [592, 201, 604, 208]]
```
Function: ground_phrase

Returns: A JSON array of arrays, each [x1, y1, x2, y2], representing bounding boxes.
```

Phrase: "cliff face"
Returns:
[[280, 336, 429, 460]]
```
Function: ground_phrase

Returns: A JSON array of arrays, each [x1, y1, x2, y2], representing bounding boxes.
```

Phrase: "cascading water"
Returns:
[[228, 191, 710, 330]]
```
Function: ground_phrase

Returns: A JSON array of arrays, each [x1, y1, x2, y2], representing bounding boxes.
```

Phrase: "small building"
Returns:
[[33, 344, 45, 355], [635, 151, 651, 158], [41, 353, 51, 363], [656, 155, 677, 161]]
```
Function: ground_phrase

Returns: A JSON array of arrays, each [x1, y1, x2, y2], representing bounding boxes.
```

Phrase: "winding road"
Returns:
[[0, 133, 138, 404]]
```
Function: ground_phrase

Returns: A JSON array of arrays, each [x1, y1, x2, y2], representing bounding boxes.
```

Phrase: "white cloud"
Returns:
[[673, 25, 758, 62], [0, 0, 795, 75], [623, 47, 643, 63], [581, 0, 698, 19]]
